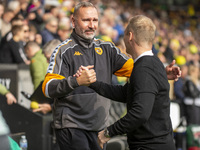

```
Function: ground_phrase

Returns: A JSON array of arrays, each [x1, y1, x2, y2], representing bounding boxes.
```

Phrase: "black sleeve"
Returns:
[[89, 81, 128, 103], [43, 46, 80, 98], [48, 76, 79, 98], [9, 42, 25, 63], [107, 67, 158, 136], [0, 44, 12, 63], [0, 43, 25, 63], [12, 48, 26, 63]]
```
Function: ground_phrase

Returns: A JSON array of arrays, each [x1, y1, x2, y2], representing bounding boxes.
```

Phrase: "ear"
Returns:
[[129, 32, 133, 41], [71, 16, 75, 28]]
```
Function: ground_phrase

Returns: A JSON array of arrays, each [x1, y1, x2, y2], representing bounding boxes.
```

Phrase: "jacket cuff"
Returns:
[[107, 126, 115, 137], [89, 81, 100, 90], [67, 76, 79, 89], [1, 87, 9, 96]]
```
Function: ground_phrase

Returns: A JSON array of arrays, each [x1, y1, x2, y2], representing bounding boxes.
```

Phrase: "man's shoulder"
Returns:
[[31, 51, 47, 63], [52, 39, 75, 55], [94, 38, 114, 45], [58, 39, 74, 48], [7, 39, 19, 49], [134, 56, 163, 70], [137, 55, 160, 65], [41, 29, 53, 37]]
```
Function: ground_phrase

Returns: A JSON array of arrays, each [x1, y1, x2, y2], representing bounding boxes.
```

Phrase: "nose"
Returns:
[[89, 21, 94, 29]]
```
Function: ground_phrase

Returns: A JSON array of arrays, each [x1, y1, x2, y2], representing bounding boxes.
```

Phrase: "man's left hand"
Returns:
[[166, 60, 181, 81]]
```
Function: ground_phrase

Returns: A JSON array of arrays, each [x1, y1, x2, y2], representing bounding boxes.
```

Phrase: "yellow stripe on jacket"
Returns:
[[114, 58, 134, 78], [42, 73, 65, 97]]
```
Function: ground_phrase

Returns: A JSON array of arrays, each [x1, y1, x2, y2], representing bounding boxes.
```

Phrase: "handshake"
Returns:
[[74, 66, 111, 149], [74, 65, 97, 86]]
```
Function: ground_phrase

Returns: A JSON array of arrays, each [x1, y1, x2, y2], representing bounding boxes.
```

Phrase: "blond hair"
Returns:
[[126, 15, 156, 47]]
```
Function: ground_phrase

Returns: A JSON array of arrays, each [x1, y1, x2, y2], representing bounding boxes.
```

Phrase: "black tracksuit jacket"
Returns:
[[90, 55, 176, 150], [42, 30, 133, 131]]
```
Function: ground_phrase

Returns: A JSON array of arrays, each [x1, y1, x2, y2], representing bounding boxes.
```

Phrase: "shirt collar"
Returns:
[[134, 50, 154, 63], [71, 29, 94, 49]]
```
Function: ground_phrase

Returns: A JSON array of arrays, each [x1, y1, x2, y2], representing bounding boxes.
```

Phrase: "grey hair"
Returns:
[[42, 39, 61, 55], [73, 2, 96, 18], [45, 17, 58, 25]]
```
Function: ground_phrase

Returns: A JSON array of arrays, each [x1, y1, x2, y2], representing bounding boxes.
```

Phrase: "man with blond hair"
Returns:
[[76, 15, 176, 150]]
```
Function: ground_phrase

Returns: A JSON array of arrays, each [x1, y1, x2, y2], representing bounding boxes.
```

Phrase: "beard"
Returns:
[[82, 30, 96, 40], [75, 26, 96, 40]]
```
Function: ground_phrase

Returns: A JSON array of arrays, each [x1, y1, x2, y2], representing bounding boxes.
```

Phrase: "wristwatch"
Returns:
[[104, 128, 110, 138]]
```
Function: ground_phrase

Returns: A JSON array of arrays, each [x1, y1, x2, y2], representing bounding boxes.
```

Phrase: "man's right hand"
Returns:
[[75, 65, 96, 86], [6, 92, 17, 105]]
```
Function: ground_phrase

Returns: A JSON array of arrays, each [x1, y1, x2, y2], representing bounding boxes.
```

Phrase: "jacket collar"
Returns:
[[71, 29, 94, 49]]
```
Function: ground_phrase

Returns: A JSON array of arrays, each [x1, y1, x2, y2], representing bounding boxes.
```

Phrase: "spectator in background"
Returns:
[[189, 46, 200, 67], [40, 17, 59, 45], [23, 24, 30, 44], [57, 20, 72, 42], [26, 0, 43, 33], [34, 33, 42, 46], [0, 25, 29, 64], [0, 84, 17, 105], [18, 0, 29, 19], [42, 39, 61, 63], [157, 52, 169, 67], [0, 9, 14, 39], [96, 22, 113, 42], [46, 5, 60, 18], [0, 2, 4, 40], [28, 23, 42, 46], [162, 38, 175, 64], [183, 64, 200, 125], [0, 3, 3, 20], [0, 14, 24, 47], [25, 39, 61, 114], [7, 0, 20, 16], [174, 64, 188, 116], [24, 41, 48, 90], [102, 6, 124, 43]]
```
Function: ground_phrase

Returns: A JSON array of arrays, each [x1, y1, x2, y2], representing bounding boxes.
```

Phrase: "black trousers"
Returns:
[[129, 134, 176, 150], [55, 128, 106, 150]]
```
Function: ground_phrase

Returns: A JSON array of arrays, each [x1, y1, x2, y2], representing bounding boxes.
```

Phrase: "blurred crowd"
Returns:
[[0, 0, 199, 65], [0, 0, 199, 125]]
